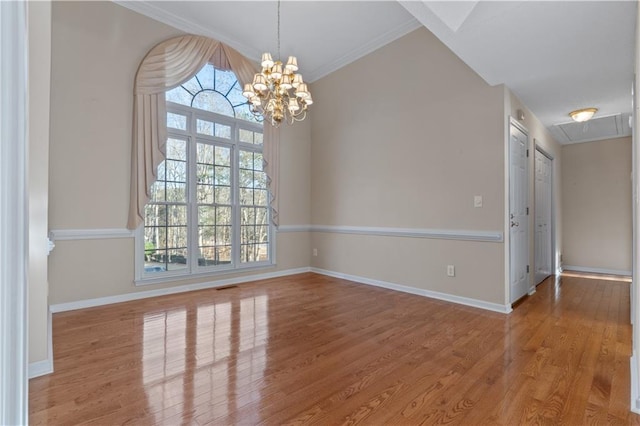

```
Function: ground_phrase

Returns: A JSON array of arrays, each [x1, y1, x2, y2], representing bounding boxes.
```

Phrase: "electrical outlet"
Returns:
[[447, 265, 455, 277], [313, 248, 318, 257]]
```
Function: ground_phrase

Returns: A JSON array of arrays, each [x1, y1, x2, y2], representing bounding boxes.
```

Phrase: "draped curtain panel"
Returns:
[[128, 34, 280, 230]]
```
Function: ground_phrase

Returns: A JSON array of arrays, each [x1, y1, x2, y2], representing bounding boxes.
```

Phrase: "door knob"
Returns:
[[511, 221, 519, 227]]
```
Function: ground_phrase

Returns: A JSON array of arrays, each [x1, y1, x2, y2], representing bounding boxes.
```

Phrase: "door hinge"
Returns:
[[526, 149, 529, 157], [526, 207, 529, 215], [527, 265, 530, 273]]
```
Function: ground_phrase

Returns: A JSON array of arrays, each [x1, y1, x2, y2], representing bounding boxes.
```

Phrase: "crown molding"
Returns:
[[112, 0, 262, 62], [305, 18, 422, 82], [114, 0, 422, 84]]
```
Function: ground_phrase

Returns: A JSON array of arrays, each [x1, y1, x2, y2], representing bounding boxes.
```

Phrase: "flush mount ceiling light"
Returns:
[[569, 107, 598, 122], [242, 0, 312, 127]]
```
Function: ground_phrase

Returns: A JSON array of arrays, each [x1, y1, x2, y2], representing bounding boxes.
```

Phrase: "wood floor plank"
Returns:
[[29, 272, 640, 425]]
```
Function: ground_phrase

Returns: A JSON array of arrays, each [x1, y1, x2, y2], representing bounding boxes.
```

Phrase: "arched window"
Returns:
[[165, 63, 262, 123], [139, 64, 271, 280]]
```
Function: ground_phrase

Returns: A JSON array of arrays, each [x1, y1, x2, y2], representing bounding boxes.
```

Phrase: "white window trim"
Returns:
[[135, 102, 274, 285]]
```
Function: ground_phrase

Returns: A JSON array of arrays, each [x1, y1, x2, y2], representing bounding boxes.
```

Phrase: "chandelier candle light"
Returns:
[[242, 1, 312, 127]]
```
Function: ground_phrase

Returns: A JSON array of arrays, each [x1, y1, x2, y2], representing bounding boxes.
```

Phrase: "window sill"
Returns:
[[135, 261, 275, 286]]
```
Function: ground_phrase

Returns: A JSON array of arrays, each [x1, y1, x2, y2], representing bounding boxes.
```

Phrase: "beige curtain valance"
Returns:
[[128, 34, 280, 230]]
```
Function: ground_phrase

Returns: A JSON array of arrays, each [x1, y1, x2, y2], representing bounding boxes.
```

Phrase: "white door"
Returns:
[[534, 148, 553, 285], [509, 122, 529, 303]]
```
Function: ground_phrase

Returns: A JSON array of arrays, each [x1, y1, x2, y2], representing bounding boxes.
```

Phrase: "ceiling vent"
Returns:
[[549, 113, 631, 145]]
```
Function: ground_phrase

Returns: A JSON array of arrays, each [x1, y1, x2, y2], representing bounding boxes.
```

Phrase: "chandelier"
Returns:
[[242, 1, 312, 127]]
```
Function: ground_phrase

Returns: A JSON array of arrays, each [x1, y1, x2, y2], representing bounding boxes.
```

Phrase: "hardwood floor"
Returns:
[[30, 272, 640, 425]]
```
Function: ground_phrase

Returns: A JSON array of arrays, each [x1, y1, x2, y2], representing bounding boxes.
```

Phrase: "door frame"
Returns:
[[507, 117, 530, 304], [0, 1, 29, 424], [534, 141, 555, 283]]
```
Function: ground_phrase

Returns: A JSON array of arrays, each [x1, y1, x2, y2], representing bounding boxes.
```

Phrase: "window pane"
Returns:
[[239, 150, 253, 169], [166, 86, 192, 106], [216, 206, 231, 225], [167, 249, 188, 271], [240, 188, 253, 206], [256, 244, 269, 261], [241, 244, 264, 263], [167, 205, 187, 227], [215, 166, 230, 186], [241, 225, 256, 245], [192, 91, 234, 117], [145, 204, 166, 226], [150, 181, 165, 202], [217, 246, 232, 264], [197, 185, 213, 204], [144, 204, 188, 273], [254, 189, 269, 206], [253, 153, 263, 171], [197, 119, 214, 136], [197, 164, 214, 185], [239, 170, 253, 189], [241, 207, 256, 224], [165, 182, 186, 203], [213, 68, 236, 95], [198, 206, 214, 226], [181, 76, 202, 95], [199, 226, 215, 247], [255, 208, 268, 225], [256, 226, 269, 242], [215, 124, 231, 139], [166, 160, 186, 182], [167, 113, 187, 130], [198, 247, 216, 266], [234, 103, 262, 124], [239, 129, 253, 144], [167, 226, 187, 249], [215, 186, 231, 205], [254, 132, 263, 145], [227, 83, 247, 107], [197, 143, 213, 164], [216, 226, 232, 245], [215, 146, 231, 166], [254, 172, 267, 189], [167, 138, 187, 161], [196, 65, 214, 91]]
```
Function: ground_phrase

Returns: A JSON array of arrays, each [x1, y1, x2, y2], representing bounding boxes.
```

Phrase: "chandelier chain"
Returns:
[[277, 0, 281, 60]]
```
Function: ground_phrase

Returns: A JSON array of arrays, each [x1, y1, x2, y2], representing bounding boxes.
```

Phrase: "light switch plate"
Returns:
[[474, 195, 483, 208]]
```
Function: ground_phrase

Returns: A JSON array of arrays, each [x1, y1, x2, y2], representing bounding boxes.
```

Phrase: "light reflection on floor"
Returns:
[[141, 294, 268, 424], [561, 271, 632, 282]]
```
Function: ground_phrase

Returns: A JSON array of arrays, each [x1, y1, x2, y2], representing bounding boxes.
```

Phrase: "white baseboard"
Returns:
[[50, 267, 311, 313], [28, 358, 53, 379], [310, 267, 512, 314], [632, 354, 640, 414], [563, 265, 632, 277], [29, 309, 54, 379]]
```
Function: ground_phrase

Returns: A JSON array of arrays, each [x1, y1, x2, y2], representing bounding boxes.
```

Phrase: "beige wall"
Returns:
[[48, 1, 311, 305], [28, 1, 52, 365], [309, 28, 507, 305], [562, 137, 632, 273], [506, 91, 563, 284]]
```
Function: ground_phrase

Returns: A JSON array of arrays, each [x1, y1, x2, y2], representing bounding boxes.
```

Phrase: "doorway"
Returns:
[[534, 145, 554, 285], [509, 119, 530, 303]]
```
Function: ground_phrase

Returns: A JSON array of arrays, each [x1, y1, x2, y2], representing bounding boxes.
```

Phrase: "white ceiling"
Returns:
[[117, 0, 637, 144]]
